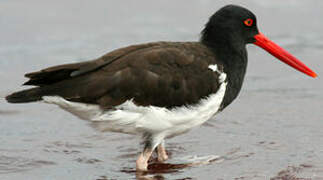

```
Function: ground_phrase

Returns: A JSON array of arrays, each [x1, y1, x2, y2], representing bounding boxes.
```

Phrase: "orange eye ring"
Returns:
[[244, 18, 253, 27]]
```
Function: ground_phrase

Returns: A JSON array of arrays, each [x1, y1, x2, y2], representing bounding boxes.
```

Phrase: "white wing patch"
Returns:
[[209, 64, 226, 83], [208, 64, 218, 72]]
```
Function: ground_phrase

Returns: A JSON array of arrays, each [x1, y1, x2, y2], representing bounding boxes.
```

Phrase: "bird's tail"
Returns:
[[6, 87, 43, 103]]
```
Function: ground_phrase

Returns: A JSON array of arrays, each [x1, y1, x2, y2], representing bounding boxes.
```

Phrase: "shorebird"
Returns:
[[6, 5, 317, 171]]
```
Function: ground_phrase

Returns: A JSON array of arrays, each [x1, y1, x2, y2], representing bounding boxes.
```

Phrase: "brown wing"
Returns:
[[8, 42, 223, 109], [96, 43, 223, 108], [23, 42, 165, 86]]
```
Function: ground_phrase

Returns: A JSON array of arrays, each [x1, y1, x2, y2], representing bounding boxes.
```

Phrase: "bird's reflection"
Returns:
[[113, 143, 221, 180], [122, 155, 219, 180], [135, 161, 193, 180]]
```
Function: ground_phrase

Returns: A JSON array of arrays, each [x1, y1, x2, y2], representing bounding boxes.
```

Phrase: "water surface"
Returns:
[[1, 0, 323, 179]]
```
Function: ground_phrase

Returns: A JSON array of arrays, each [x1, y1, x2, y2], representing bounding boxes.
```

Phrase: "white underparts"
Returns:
[[42, 70, 227, 148]]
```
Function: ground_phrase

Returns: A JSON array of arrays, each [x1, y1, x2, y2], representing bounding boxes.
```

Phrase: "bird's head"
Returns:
[[201, 5, 317, 78]]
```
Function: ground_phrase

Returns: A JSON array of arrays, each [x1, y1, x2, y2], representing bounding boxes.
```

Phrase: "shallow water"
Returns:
[[1, 0, 323, 179]]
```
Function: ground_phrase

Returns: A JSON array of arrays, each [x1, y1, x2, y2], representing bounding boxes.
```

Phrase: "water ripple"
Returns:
[[0, 155, 55, 174]]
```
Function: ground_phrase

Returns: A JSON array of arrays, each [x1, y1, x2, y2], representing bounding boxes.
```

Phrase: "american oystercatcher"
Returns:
[[6, 5, 317, 171]]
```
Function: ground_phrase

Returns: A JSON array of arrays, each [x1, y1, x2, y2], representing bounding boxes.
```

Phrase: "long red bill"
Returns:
[[254, 32, 317, 78]]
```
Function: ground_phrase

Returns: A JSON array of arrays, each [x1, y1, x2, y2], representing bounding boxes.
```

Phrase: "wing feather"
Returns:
[[8, 42, 223, 109]]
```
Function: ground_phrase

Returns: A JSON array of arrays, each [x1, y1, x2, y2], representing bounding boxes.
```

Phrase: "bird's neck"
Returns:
[[201, 32, 248, 110], [220, 48, 248, 110]]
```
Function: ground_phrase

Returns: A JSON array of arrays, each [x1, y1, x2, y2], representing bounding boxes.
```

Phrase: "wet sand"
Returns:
[[1, 0, 323, 179]]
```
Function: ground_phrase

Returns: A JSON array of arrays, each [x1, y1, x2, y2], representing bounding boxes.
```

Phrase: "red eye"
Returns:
[[244, 18, 253, 27]]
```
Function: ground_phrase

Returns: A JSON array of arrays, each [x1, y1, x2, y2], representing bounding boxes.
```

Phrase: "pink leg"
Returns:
[[157, 142, 168, 162], [136, 148, 153, 171]]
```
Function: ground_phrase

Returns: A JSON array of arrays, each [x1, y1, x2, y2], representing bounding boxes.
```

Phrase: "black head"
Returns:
[[201, 5, 317, 78], [201, 5, 259, 48]]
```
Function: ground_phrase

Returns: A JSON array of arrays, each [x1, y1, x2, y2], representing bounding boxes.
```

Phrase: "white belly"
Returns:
[[42, 73, 227, 139]]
